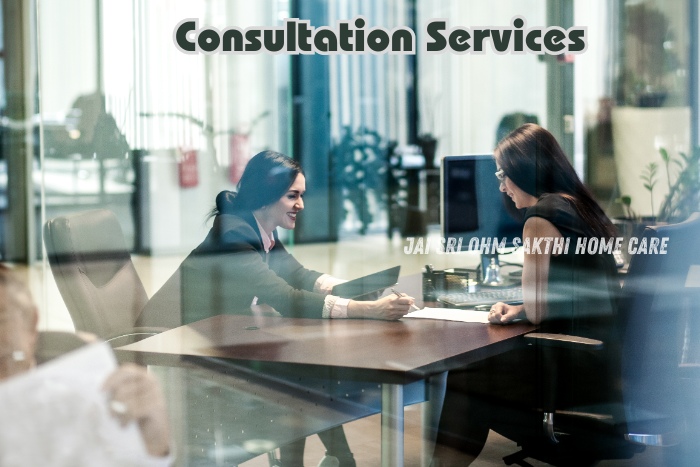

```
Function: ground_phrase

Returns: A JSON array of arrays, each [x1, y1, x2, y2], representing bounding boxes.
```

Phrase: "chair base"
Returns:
[[502, 433, 644, 467]]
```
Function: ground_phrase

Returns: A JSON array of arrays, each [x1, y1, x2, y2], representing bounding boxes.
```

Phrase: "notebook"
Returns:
[[331, 266, 401, 299]]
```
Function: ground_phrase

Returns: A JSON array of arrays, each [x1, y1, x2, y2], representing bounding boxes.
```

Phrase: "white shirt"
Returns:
[[0, 343, 173, 467], [253, 215, 350, 318]]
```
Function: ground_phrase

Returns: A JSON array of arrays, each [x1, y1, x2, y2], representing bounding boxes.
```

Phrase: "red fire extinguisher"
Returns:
[[229, 133, 250, 184], [178, 147, 199, 188], [228, 111, 270, 184]]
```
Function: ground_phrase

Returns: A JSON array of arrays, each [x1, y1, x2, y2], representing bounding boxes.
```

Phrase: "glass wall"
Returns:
[[328, 0, 413, 237], [417, 0, 548, 156], [36, 0, 293, 327], [608, 0, 692, 218], [34, 0, 693, 266], [14, 0, 700, 464], [40, 0, 290, 254]]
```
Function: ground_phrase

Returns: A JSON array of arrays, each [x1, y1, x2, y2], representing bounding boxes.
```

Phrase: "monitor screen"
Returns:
[[441, 155, 523, 251]]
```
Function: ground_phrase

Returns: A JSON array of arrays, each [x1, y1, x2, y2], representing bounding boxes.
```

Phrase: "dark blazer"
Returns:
[[142, 211, 327, 327]]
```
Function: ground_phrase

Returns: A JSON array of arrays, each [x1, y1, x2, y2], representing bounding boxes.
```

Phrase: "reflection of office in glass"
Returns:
[[1, 0, 698, 465]]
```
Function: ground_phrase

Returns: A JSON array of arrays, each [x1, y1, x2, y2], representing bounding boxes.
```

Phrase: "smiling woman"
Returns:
[[255, 173, 305, 231], [141, 150, 414, 325], [139, 150, 414, 467]]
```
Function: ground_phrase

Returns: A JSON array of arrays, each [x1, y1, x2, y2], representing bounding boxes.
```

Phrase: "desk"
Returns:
[[117, 314, 535, 467], [150, 363, 385, 465]]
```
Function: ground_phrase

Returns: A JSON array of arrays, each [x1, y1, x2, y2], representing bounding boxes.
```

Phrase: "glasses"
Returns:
[[495, 169, 506, 184]]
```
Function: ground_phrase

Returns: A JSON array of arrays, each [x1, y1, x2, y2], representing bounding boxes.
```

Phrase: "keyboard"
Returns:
[[437, 287, 523, 308]]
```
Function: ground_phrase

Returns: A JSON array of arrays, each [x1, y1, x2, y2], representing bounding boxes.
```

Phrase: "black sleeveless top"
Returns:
[[524, 194, 620, 340]]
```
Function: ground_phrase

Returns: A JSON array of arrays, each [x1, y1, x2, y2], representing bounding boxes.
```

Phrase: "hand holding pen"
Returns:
[[348, 290, 416, 320], [391, 288, 420, 312]]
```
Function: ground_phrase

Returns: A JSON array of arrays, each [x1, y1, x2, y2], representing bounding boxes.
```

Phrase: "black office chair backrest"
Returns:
[[618, 213, 700, 425], [43, 209, 148, 339]]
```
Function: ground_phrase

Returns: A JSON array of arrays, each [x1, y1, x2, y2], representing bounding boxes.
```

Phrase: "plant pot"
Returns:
[[637, 92, 668, 108]]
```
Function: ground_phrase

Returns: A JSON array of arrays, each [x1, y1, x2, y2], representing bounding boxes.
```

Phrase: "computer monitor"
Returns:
[[440, 154, 523, 282]]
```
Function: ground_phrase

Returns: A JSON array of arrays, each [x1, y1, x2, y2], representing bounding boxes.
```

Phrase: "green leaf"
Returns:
[[659, 147, 669, 163]]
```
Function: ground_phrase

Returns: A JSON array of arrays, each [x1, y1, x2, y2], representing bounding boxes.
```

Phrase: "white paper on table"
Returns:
[[0, 342, 153, 466], [405, 307, 490, 323]]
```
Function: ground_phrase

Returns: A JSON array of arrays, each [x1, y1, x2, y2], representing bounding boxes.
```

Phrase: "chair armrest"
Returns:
[[36, 331, 97, 364], [524, 332, 604, 351], [525, 332, 607, 434], [106, 326, 169, 348]]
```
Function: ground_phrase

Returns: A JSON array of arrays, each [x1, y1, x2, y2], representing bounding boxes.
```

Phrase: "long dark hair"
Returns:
[[495, 124, 616, 239], [210, 151, 304, 217]]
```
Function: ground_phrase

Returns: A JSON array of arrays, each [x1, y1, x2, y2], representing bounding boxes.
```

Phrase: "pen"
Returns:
[[391, 288, 420, 311]]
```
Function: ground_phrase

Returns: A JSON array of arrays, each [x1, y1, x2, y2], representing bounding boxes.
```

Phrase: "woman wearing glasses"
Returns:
[[489, 124, 618, 325], [432, 124, 620, 465]]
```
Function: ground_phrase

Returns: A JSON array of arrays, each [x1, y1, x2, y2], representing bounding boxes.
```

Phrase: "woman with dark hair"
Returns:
[[432, 124, 620, 465], [178, 150, 413, 324], [489, 122, 617, 326], [176, 151, 413, 467]]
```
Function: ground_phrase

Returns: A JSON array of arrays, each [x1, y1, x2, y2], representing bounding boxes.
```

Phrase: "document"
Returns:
[[405, 307, 490, 323], [0, 342, 153, 466]]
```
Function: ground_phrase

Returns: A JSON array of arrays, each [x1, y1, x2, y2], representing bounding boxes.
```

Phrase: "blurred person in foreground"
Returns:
[[0, 265, 172, 466]]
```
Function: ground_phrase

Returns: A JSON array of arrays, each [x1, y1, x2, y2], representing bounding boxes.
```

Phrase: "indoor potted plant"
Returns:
[[615, 146, 700, 259], [611, 2, 690, 217]]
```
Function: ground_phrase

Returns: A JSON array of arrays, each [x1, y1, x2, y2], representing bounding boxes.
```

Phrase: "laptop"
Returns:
[[331, 266, 401, 299]]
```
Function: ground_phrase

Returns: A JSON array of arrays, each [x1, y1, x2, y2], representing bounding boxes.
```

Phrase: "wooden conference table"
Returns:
[[117, 311, 535, 467]]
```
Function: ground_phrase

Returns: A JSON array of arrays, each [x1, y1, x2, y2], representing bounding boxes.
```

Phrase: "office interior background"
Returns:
[[1, 0, 692, 329], [0, 0, 697, 327], [1, 0, 700, 462]]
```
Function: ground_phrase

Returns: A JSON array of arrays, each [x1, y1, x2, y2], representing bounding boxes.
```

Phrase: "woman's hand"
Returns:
[[488, 302, 525, 325], [103, 363, 171, 458], [347, 293, 415, 320]]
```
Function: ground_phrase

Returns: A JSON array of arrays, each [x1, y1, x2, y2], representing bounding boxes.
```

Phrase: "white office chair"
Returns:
[[44, 209, 165, 346]]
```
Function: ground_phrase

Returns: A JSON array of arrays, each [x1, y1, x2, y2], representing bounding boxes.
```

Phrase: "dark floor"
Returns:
[[239, 403, 679, 467]]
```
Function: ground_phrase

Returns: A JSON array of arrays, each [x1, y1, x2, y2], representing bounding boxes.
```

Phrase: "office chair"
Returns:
[[134, 267, 183, 329], [44, 209, 165, 347], [35, 331, 95, 364], [491, 213, 700, 467]]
